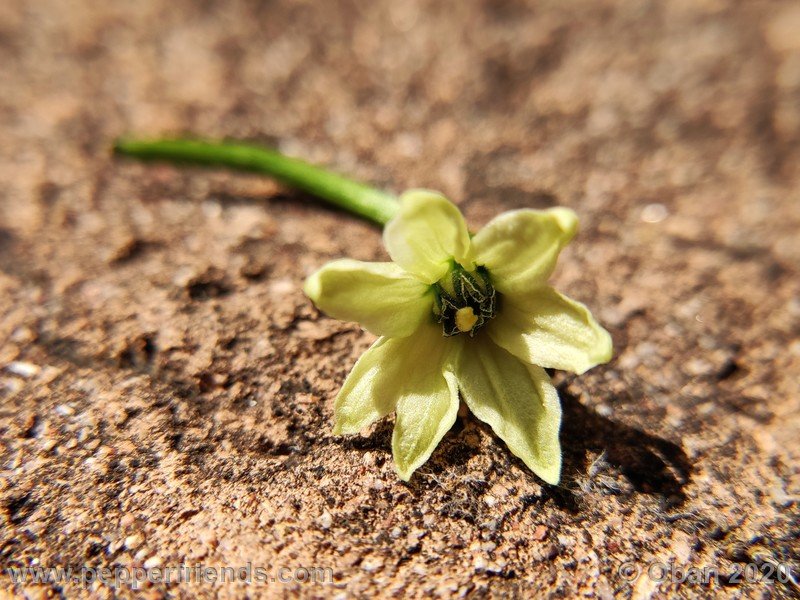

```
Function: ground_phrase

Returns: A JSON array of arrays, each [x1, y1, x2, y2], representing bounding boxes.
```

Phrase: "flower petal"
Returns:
[[472, 208, 578, 295], [333, 323, 460, 472], [392, 370, 460, 481], [383, 189, 473, 284], [304, 259, 434, 337], [488, 286, 612, 374], [332, 337, 400, 434], [388, 324, 463, 480], [457, 339, 562, 484]]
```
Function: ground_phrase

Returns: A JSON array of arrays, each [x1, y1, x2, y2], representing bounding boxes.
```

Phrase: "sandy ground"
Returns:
[[1, 0, 799, 598]]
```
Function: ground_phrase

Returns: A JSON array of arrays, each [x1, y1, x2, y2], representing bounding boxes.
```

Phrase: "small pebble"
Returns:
[[533, 525, 548, 541], [473, 555, 488, 571], [198, 530, 218, 547], [7, 361, 40, 378], [596, 404, 613, 417], [361, 557, 383, 573], [120, 514, 136, 528], [318, 511, 333, 530], [640, 203, 669, 223]]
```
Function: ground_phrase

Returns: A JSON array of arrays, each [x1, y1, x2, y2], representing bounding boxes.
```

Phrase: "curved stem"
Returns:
[[113, 138, 400, 226]]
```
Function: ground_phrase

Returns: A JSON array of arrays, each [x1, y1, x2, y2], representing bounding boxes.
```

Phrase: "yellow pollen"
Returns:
[[455, 307, 478, 332]]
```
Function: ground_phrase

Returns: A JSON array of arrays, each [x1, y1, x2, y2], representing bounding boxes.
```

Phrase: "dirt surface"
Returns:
[[1, 1, 799, 598]]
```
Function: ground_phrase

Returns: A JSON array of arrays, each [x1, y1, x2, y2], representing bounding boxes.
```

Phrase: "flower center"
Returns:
[[433, 265, 498, 337]]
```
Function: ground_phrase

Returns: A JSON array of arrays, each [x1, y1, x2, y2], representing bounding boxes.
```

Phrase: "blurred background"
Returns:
[[1, 1, 798, 597]]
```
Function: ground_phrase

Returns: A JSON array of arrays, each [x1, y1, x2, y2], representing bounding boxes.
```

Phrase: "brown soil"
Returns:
[[1, 1, 799, 598]]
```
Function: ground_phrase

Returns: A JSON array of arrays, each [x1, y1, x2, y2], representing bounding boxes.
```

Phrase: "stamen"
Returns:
[[455, 307, 478, 332]]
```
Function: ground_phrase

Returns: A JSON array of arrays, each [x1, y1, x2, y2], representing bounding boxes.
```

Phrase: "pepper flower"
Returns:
[[304, 190, 612, 483]]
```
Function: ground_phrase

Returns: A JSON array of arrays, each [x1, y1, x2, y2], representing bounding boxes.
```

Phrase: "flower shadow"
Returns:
[[548, 387, 693, 511], [338, 387, 692, 513]]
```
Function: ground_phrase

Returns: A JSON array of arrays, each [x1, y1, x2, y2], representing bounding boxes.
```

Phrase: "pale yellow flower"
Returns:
[[305, 190, 612, 483]]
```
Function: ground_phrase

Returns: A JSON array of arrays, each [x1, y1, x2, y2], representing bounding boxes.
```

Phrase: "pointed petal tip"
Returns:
[[394, 464, 414, 482], [397, 188, 450, 209], [302, 271, 321, 302], [333, 412, 384, 436], [597, 328, 614, 362], [548, 207, 579, 238], [574, 326, 614, 375], [536, 460, 562, 485]]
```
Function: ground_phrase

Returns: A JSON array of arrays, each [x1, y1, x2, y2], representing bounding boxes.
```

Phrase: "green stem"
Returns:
[[113, 138, 400, 226]]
